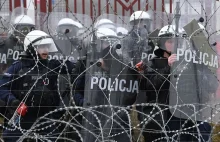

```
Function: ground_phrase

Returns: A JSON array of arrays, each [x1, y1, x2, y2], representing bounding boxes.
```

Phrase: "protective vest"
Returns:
[[11, 60, 59, 114]]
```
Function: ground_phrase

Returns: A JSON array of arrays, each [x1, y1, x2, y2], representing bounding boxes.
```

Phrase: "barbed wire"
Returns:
[[0, 0, 219, 142]]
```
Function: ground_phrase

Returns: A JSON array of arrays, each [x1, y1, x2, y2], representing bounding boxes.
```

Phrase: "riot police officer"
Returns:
[[0, 30, 83, 142], [129, 10, 152, 39], [136, 25, 178, 142], [0, 12, 35, 76], [0, 12, 36, 134], [165, 23, 213, 142], [138, 24, 212, 142]]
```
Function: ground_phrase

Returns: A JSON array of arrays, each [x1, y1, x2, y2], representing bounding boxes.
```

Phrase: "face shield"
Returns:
[[95, 19, 117, 32], [130, 19, 151, 32], [35, 44, 49, 54], [13, 24, 35, 38], [156, 33, 186, 57], [96, 23, 116, 32], [56, 25, 79, 36], [129, 20, 150, 39], [32, 37, 58, 53], [98, 37, 120, 57]]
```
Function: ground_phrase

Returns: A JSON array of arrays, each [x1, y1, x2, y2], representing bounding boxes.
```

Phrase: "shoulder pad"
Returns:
[[12, 61, 20, 65], [3, 72, 12, 77]]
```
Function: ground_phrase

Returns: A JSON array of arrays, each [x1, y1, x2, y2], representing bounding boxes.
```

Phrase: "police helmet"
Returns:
[[130, 11, 151, 27], [94, 19, 116, 32], [130, 11, 151, 22], [57, 18, 82, 34], [14, 15, 35, 25], [24, 30, 58, 52], [159, 25, 177, 37], [11, 15, 35, 37], [96, 27, 118, 39], [155, 25, 186, 57], [96, 27, 120, 48], [117, 27, 128, 38]]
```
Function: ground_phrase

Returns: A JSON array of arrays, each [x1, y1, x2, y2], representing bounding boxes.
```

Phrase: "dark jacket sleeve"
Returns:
[[147, 65, 170, 90], [0, 62, 22, 103], [140, 58, 170, 90], [51, 59, 86, 106], [51, 59, 86, 76], [51, 59, 76, 74]]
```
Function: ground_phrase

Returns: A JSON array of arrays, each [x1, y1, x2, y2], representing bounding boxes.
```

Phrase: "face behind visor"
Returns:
[[12, 15, 35, 38], [130, 11, 152, 33], [14, 25, 35, 38]]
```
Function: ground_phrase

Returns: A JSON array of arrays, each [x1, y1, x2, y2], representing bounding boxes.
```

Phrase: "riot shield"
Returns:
[[10, 7, 36, 41], [168, 19, 220, 122], [150, 11, 173, 32], [0, 12, 10, 37], [0, 13, 10, 76], [40, 12, 92, 141], [43, 12, 91, 62], [0, 7, 36, 76], [81, 15, 141, 142]]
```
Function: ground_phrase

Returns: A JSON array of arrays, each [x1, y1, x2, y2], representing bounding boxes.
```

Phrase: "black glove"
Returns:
[[7, 99, 20, 118], [71, 59, 86, 81]]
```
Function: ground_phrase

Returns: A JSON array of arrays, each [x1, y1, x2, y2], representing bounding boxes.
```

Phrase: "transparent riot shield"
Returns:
[[43, 12, 91, 62], [0, 7, 36, 77], [81, 16, 141, 142], [35, 11, 47, 30], [169, 19, 220, 122], [8, 7, 35, 63], [0, 12, 10, 37], [127, 13, 154, 66], [40, 12, 92, 141], [150, 11, 173, 32], [10, 7, 36, 41], [0, 12, 10, 76]]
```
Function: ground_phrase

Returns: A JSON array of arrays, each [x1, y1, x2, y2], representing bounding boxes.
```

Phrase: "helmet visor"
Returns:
[[14, 25, 35, 37], [56, 25, 79, 36], [96, 23, 116, 32], [33, 37, 58, 52]]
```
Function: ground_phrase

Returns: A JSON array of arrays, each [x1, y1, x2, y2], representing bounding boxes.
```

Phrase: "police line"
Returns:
[[1, 48, 217, 68], [0, 49, 77, 64]]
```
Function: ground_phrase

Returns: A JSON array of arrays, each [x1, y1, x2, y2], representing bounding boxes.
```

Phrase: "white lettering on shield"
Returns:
[[47, 55, 76, 61], [90, 76, 139, 93], [177, 48, 218, 68], [0, 49, 23, 64], [141, 52, 153, 61], [0, 49, 77, 64], [130, 52, 154, 67]]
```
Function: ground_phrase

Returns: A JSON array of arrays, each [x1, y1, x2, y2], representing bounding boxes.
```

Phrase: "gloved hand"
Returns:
[[135, 61, 147, 72], [7, 99, 20, 118], [9, 99, 20, 110]]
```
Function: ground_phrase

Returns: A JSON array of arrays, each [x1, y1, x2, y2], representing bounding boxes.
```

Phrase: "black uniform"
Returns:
[[0, 53, 79, 142], [139, 56, 212, 142], [138, 56, 170, 142]]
